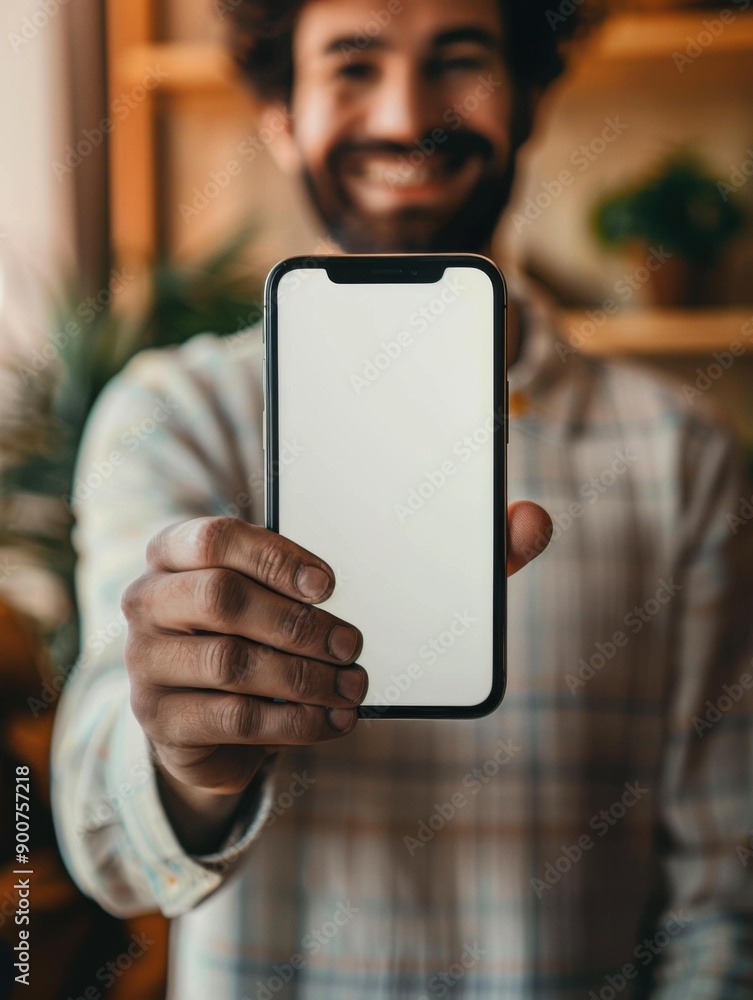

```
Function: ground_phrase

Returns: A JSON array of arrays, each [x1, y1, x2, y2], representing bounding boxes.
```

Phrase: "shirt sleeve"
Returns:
[[50, 333, 279, 918], [650, 413, 753, 996]]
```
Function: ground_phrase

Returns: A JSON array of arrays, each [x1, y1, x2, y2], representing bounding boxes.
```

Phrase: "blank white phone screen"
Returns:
[[272, 265, 499, 711]]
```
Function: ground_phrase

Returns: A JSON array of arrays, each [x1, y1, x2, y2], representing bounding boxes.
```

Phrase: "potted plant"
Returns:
[[0, 229, 262, 677], [591, 152, 746, 307]]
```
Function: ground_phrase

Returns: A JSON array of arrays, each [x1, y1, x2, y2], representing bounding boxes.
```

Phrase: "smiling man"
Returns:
[[239, 0, 526, 254], [50, 0, 753, 997]]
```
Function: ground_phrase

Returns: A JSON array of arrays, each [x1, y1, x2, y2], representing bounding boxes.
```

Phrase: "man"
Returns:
[[51, 0, 753, 996]]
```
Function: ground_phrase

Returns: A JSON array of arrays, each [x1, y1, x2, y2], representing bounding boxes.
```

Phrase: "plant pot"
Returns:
[[625, 242, 721, 307]]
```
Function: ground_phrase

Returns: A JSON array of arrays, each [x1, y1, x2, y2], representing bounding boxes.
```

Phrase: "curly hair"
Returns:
[[223, 0, 599, 103]]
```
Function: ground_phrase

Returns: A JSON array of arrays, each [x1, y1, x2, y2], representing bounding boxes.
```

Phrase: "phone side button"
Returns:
[[505, 380, 510, 444], [262, 406, 266, 450]]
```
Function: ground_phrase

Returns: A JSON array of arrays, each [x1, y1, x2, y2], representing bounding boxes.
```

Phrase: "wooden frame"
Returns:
[[106, 0, 157, 272]]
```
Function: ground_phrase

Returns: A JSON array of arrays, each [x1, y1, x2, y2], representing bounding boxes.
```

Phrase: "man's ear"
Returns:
[[262, 102, 301, 175]]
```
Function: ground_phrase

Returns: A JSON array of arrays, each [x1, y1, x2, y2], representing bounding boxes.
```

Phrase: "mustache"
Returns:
[[330, 130, 495, 167]]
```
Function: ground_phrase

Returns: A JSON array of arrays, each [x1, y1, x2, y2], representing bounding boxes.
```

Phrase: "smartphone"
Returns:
[[263, 254, 507, 720]]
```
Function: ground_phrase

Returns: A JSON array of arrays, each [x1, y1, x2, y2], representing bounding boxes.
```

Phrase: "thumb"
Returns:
[[507, 501, 553, 577]]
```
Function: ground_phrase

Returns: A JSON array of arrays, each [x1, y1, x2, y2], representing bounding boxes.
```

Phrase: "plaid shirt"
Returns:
[[51, 280, 753, 999]]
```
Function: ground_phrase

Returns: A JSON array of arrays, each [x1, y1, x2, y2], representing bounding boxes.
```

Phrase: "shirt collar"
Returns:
[[506, 271, 598, 443]]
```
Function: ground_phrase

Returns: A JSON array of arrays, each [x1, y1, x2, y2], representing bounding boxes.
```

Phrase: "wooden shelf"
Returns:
[[560, 308, 753, 356], [116, 42, 241, 95], [582, 10, 753, 62], [114, 11, 753, 99], [117, 42, 241, 95]]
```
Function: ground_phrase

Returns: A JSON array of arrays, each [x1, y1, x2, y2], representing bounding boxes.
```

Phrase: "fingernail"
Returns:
[[295, 565, 330, 600], [336, 667, 367, 703], [328, 708, 356, 732], [328, 625, 359, 662]]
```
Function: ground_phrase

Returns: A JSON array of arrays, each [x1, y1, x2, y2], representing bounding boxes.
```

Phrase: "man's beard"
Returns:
[[300, 130, 520, 255]]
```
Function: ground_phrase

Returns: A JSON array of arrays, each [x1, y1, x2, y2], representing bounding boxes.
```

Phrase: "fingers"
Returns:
[[135, 634, 369, 708], [122, 568, 363, 665], [507, 501, 553, 577], [146, 507, 554, 600], [146, 517, 336, 604], [136, 689, 359, 748]]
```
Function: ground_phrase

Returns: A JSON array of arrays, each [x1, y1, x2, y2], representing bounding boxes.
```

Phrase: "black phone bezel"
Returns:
[[263, 253, 507, 720]]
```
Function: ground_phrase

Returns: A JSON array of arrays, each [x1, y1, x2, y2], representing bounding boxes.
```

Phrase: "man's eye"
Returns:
[[336, 62, 375, 81], [432, 56, 486, 75]]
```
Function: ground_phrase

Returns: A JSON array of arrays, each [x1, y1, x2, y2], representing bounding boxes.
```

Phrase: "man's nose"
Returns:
[[363, 66, 437, 147]]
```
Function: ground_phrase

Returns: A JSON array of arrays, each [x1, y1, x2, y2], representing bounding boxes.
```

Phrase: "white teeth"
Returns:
[[362, 161, 442, 186]]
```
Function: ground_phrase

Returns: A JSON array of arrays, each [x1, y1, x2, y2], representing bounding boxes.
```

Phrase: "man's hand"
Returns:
[[122, 507, 552, 853]]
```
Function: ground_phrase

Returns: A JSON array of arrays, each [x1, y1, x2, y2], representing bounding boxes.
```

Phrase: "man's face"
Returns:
[[275, 0, 520, 253]]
